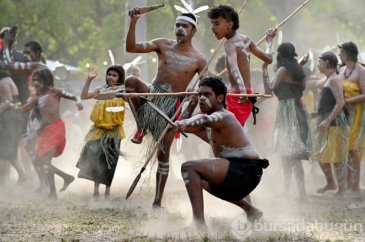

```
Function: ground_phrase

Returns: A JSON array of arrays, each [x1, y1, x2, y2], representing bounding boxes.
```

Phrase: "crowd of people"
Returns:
[[1, 3, 364, 230]]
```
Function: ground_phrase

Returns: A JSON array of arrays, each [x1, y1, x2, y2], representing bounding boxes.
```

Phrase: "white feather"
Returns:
[[123, 63, 131, 70], [108, 49, 115, 66], [181, 0, 194, 13], [131, 56, 142, 66], [277, 30, 283, 45], [193, 5, 209, 14], [174, 5, 188, 13]]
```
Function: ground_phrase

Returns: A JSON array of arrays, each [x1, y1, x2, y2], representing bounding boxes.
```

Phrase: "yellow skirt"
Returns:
[[314, 126, 349, 164]]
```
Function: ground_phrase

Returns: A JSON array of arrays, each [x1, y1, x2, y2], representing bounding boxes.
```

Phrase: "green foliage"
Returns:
[[1, 0, 364, 74]]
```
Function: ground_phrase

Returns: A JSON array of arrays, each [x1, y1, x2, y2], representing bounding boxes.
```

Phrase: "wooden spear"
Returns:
[[256, 0, 313, 46]]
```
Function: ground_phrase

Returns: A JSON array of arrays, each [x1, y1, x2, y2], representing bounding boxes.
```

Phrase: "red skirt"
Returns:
[[36, 119, 66, 158], [226, 89, 253, 126]]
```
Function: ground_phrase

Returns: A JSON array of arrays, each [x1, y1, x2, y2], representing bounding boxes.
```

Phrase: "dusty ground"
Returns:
[[1, 109, 365, 241]]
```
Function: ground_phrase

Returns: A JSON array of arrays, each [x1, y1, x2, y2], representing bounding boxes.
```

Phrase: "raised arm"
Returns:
[[126, 10, 159, 53], [80, 68, 101, 100], [262, 63, 285, 94], [249, 28, 277, 64]]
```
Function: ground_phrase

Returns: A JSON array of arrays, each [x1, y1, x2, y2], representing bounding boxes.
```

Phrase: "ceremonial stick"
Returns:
[[125, 0, 250, 199], [256, 0, 313, 45], [128, 3, 165, 16], [95, 91, 272, 100]]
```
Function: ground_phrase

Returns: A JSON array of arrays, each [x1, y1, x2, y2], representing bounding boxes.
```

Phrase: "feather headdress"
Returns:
[[174, 0, 209, 27]]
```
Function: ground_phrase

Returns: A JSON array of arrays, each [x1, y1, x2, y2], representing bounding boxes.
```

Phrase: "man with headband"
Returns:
[[125, 9, 207, 208]]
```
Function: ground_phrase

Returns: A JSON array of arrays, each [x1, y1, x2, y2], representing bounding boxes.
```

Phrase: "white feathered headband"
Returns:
[[174, 0, 209, 27]]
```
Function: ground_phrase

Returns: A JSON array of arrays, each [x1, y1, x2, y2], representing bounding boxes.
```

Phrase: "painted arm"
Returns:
[[226, 46, 246, 94], [174, 111, 224, 133], [58, 88, 83, 111], [319, 77, 345, 131], [249, 28, 277, 64]]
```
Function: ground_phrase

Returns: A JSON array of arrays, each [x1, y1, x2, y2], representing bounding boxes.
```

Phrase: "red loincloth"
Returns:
[[35, 119, 66, 158], [226, 89, 253, 126]]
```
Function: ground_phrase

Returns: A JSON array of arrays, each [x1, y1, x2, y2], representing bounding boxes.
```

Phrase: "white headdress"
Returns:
[[174, 0, 209, 27], [123, 56, 144, 71]]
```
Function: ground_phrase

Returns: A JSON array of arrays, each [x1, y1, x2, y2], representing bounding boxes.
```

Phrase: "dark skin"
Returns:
[[210, 16, 276, 100], [15, 74, 83, 197], [125, 8, 207, 207], [338, 48, 365, 192], [175, 85, 262, 227]]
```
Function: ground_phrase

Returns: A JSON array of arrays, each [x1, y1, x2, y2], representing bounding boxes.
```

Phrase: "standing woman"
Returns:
[[262, 42, 309, 201], [311, 51, 349, 195], [76, 65, 126, 199]]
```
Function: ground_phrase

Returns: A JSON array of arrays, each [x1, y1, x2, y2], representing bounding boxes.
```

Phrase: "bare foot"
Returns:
[[247, 208, 263, 223], [60, 176, 75, 192], [316, 184, 336, 194]]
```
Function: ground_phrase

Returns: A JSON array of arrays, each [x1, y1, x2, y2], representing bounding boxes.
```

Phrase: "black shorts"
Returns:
[[209, 158, 269, 201]]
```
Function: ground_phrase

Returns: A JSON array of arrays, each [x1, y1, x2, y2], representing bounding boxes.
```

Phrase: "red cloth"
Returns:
[[226, 89, 253, 126], [36, 119, 66, 158]]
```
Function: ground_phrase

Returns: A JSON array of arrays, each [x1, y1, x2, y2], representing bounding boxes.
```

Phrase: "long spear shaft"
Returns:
[[125, 0, 250, 199], [256, 0, 313, 45]]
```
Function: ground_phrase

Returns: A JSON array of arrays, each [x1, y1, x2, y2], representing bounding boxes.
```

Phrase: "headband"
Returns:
[[176, 16, 197, 27]]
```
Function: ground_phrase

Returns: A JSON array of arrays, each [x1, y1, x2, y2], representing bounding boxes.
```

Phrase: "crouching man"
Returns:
[[174, 76, 269, 229]]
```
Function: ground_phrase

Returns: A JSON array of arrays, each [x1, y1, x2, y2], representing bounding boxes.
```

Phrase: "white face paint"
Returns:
[[199, 95, 212, 108]]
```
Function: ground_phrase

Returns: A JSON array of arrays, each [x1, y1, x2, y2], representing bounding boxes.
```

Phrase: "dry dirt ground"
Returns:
[[1, 109, 365, 241], [1, 149, 364, 242]]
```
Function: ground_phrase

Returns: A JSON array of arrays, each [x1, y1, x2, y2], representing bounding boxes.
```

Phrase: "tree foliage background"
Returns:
[[1, 0, 364, 76]]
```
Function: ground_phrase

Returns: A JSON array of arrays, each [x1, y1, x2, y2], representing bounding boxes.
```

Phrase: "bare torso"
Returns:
[[204, 110, 259, 159], [153, 39, 206, 92], [0, 76, 19, 101], [225, 34, 252, 91], [37, 89, 61, 125]]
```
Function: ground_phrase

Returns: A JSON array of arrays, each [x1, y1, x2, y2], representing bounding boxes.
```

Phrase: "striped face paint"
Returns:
[[200, 95, 212, 108]]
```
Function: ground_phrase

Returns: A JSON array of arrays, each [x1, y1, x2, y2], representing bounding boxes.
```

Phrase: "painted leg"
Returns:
[[181, 162, 205, 227], [153, 161, 169, 208]]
